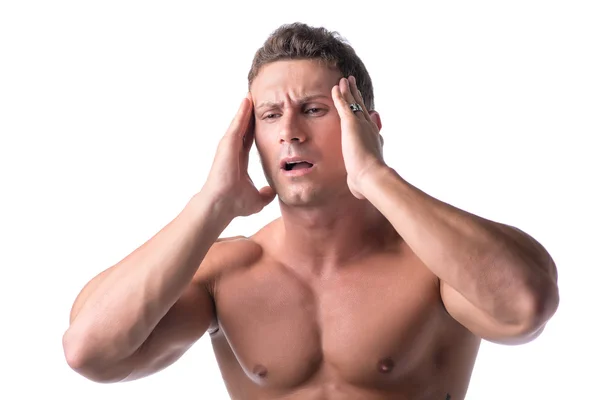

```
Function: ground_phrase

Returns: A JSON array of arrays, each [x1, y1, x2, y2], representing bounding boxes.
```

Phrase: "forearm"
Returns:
[[363, 166, 554, 324], [63, 190, 232, 365]]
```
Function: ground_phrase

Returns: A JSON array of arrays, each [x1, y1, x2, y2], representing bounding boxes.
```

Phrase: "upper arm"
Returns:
[[119, 280, 216, 381], [118, 235, 255, 382], [72, 235, 256, 382], [440, 281, 546, 345], [440, 223, 559, 345]]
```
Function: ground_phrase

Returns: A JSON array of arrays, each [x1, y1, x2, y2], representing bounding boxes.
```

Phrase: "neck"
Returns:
[[276, 195, 396, 272]]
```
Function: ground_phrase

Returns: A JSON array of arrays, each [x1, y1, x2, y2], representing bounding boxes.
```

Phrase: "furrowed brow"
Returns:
[[255, 94, 330, 111]]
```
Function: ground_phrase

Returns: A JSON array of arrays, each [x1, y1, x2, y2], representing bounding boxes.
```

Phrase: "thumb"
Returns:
[[258, 185, 276, 206]]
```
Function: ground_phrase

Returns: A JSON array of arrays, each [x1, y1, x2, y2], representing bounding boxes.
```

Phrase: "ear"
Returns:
[[368, 110, 382, 131]]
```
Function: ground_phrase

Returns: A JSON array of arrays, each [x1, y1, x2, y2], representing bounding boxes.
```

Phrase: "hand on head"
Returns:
[[203, 93, 276, 218], [332, 75, 385, 200]]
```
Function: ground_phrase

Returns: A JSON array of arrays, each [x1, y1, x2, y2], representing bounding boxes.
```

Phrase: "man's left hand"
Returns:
[[332, 75, 385, 199]]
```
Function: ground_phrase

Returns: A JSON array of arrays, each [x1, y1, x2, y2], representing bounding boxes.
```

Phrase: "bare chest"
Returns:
[[210, 248, 454, 394]]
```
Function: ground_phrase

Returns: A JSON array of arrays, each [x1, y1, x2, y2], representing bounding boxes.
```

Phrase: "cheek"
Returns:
[[254, 123, 275, 145], [254, 132, 277, 167], [314, 120, 342, 146], [254, 124, 270, 148]]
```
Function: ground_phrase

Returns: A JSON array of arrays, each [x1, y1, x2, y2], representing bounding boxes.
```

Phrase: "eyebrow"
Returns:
[[255, 94, 330, 110]]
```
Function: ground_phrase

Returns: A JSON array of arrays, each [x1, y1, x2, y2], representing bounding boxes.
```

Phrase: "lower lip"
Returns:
[[281, 165, 315, 177]]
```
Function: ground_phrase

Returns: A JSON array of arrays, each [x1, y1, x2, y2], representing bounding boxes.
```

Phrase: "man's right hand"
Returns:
[[203, 93, 276, 218]]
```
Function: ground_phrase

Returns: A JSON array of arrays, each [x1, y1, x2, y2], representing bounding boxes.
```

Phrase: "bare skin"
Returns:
[[63, 59, 558, 399], [206, 220, 480, 400]]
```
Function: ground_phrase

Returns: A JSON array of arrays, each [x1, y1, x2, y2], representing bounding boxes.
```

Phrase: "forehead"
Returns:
[[250, 59, 342, 105]]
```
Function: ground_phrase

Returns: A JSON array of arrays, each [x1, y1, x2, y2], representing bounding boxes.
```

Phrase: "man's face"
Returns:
[[250, 59, 348, 206]]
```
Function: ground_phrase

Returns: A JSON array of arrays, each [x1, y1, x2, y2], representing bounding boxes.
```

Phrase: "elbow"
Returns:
[[63, 327, 90, 372], [516, 281, 560, 338], [485, 283, 559, 346], [62, 328, 126, 383]]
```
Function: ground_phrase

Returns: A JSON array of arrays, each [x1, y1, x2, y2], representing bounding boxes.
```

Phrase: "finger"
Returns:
[[348, 76, 370, 119], [258, 185, 276, 205], [243, 112, 255, 152], [339, 77, 366, 120], [331, 84, 349, 118], [244, 92, 257, 150], [332, 82, 363, 121], [226, 96, 253, 140], [350, 76, 380, 134], [339, 77, 355, 103]]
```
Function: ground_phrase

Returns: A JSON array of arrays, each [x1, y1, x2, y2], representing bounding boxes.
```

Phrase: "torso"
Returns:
[[204, 219, 481, 400]]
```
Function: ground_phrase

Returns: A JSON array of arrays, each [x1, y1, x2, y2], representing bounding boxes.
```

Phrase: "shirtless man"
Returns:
[[62, 23, 560, 399]]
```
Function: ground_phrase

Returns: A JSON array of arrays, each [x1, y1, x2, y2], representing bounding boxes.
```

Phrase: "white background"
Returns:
[[1, 1, 598, 399]]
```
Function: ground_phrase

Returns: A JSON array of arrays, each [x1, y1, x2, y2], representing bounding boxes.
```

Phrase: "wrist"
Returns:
[[359, 164, 402, 199], [186, 189, 236, 228], [358, 162, 392, 188]]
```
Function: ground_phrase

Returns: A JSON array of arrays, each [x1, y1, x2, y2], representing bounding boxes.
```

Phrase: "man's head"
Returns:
[[248, 23, 381, 207], [248, 23, 375, 112]]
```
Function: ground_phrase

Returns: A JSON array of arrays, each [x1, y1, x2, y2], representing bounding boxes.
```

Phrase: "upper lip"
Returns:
[[279, 157, 315, 169]]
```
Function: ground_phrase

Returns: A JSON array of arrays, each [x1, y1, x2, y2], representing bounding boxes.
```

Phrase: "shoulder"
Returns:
[[192, 236, 262, 287], [193, 219, 281, 290], [212, 217, 281, 264], [209, 235, 264, 268]]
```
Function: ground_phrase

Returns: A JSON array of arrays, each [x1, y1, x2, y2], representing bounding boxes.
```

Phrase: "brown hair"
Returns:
[[247, 22, 375, 111]]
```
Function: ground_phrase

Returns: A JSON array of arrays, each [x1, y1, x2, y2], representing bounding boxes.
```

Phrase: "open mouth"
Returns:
[[283, 161, 314, 171]]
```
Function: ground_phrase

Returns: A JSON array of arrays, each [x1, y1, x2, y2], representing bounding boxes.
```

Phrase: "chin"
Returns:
[[266, 167, 348, 206], [277, 182, 351, 208], [277, 188, 320, 207]]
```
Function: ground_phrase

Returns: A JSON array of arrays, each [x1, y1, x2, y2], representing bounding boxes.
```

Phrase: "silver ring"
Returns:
[[349, 103, 363, 113]]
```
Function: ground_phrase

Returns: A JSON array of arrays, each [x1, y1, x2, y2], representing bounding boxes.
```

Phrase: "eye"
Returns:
[[305, 108, 326, 116], [263, 113, 281, 120]]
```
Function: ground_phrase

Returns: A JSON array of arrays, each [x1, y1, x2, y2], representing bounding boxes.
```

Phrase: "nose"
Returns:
[[278, 113, 307, 144]]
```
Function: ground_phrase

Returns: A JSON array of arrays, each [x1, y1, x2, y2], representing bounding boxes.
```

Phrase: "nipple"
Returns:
[[377, 357, 395, 373], [252, 364, 268, 379]]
